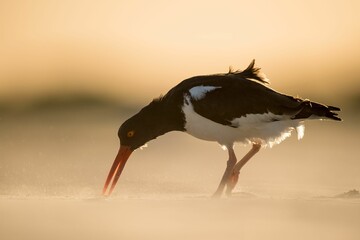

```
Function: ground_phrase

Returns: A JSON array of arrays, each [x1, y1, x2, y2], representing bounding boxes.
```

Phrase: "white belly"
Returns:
[[182, 98, 304, 148]]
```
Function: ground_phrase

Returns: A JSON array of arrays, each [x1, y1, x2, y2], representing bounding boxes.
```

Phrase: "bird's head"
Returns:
[[102, 98, 183, 196], [101, 116, 151, 196], [117, 112, 159, 151]]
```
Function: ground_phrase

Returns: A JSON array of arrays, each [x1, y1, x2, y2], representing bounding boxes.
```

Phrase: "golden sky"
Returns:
[[1, 0, 359, 104]]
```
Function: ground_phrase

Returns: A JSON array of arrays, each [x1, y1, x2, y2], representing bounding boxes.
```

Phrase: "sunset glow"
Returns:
[[1, 1, 359, 104]]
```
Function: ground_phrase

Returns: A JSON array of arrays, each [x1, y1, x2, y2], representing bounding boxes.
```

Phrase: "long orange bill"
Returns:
[[102, 145, 133, 196]]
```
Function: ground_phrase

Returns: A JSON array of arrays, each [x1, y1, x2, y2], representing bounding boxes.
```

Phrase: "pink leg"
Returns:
[[225, 144, 261, 196], [212, 147, 237, 198]]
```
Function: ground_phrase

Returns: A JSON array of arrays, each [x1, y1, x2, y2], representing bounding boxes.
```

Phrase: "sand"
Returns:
[[1, 108, 359, 239], [1, 195, 359, 240]]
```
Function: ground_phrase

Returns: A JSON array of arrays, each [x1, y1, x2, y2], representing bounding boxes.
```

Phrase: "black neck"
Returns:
[[136, 97, 185, 139]]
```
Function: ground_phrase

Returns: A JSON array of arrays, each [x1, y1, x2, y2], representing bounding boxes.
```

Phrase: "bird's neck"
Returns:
[[139, 98, 185, 138], [162, 105, 185, 133], [154, 102, 185, 134]]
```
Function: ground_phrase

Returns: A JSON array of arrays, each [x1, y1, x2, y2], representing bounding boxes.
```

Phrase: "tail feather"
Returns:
[[293, 100, 341, 121], [328, 105, 341, 111]]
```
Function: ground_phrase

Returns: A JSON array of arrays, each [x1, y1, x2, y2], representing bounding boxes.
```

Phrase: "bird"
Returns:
[[102, 60, 341, 197]]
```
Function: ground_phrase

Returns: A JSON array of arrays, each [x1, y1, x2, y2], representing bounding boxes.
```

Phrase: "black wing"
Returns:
[[188, 77, 304, 127], [163, 59, 340, 125]]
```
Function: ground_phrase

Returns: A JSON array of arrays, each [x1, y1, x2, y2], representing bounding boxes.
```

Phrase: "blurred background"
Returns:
[[1, 0, 359, 197]]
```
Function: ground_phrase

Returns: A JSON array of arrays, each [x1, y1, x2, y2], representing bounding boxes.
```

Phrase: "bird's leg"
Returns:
[[212, 147, 237, 198], [225, 144, 261, 196]]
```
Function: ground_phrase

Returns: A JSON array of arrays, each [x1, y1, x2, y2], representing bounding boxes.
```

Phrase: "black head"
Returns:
[[103, 98, 184, 195], [118, 114, 156, 150], [103, 98, 184, 196], [103, 100, 166, 196], [118, 99, 168, 150]]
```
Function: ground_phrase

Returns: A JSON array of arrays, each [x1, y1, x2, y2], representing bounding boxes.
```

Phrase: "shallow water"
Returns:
[[1, 108, 359, 239]]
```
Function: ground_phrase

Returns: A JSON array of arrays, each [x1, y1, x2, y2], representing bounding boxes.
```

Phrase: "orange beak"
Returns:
[[102, 145, 133, 196]]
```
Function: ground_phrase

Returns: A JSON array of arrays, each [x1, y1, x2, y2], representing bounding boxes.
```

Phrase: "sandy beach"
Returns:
[[1, 195, 359, 240], [1, 108, 359, 240]]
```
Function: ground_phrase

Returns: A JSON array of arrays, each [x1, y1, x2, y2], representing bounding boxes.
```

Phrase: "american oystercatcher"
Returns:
[[102, 60, 341, 197]]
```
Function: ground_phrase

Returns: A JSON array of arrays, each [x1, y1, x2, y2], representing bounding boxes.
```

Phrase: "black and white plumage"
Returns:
[[102, 60, 341, 197]]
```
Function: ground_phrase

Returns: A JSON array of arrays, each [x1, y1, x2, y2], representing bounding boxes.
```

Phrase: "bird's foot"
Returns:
[[212, 187, 225, 198], [212, 192, 222, 198]]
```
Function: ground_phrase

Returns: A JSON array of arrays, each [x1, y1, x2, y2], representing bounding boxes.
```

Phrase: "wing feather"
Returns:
[[189, 79, 304, 127]]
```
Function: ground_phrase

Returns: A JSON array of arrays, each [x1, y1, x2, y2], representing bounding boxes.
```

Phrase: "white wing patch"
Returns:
[[189, 86, 221, 100]]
